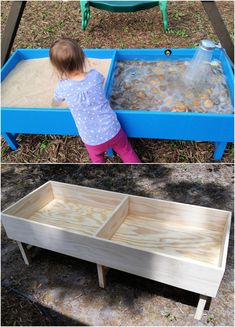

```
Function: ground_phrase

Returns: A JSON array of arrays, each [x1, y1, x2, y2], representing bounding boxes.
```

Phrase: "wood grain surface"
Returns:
[[29, 199, 112, 235], [3, 181, 53, 218], [51, 181, 125, 210], [129, 196, 227, 233], [96, 196, 129, 239], [112, 213, 225, 266]]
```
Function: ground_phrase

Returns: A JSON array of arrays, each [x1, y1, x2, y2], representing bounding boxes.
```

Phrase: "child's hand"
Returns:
[[51, 98, 62, 107]]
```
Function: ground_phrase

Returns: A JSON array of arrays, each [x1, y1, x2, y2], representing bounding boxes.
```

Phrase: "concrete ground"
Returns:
[[1, 164, 234, 326]]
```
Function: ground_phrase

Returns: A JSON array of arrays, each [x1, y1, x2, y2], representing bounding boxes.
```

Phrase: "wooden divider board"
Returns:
[[1, 181, 231, 305], [1, 57, 111, 109]]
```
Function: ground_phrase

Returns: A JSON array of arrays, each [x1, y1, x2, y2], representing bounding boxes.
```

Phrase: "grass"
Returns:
[[39, 140, 48, 153], [150, 32, 158, 45], [166, 27, 189, 38], [170, 11, 186, 20], [1, 148, 9, 157], [123, 26, 129, 33], [90, 17, 105, 31], [192, 12, 202, 21], [188, 42, 199, 48], [207, 314, 215, 324], [57, 20, 65, 28], [21, 43, 34, 48], [118, 39, 125, 48], [43, 26, 54, 33], [230, 145, 234, 156], [44, 20, 66, 33], [178, 153, 187, 162], [83, 35, 93, 44]]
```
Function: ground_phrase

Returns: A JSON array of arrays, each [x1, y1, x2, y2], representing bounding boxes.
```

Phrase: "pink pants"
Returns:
[[85, 128, 141, 163]]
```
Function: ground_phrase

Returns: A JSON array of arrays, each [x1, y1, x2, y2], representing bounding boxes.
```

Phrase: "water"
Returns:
[[110, 60, 233, 114]]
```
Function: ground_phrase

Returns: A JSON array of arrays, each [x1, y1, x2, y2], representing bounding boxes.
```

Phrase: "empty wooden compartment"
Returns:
[[110, 195, 228, 266], [1, 182, 231, 320], [2, 181, 125, 236]]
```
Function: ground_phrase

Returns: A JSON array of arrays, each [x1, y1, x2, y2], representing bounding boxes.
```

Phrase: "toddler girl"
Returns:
[[50, 38, 141, 163]]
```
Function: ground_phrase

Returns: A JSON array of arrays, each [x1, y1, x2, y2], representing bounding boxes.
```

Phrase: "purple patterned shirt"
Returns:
[[54, 69, 121, 145]]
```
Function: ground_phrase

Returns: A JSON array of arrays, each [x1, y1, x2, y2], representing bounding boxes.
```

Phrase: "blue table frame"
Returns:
[[1, 48, 234, 160]]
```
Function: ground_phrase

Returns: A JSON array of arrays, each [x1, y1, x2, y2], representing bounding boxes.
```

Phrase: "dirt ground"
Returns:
[[1, 164, 234, 326], [1, 0, 234, 163]]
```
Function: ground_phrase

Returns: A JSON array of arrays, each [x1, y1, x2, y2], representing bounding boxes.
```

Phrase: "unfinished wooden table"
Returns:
[[1, 181, 231, 320]]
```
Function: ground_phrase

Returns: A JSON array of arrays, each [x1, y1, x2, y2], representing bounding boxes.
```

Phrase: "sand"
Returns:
[[1, 57, 111, 109]]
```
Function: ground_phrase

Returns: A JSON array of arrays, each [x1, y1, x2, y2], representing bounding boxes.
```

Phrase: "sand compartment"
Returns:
[[1, 57, 111, 109]]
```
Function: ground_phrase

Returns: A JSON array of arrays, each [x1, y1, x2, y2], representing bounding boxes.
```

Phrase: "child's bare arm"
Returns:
[[51, 98, 64, 107], [52, 82, 65, 107]]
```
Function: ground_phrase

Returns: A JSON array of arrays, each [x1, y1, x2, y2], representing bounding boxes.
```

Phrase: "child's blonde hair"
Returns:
[[50, 38, 85, 78]]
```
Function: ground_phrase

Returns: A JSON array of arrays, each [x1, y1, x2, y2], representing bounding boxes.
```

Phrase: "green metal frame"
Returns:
[[80, 0, 91, 30], [80, 0, 168, 31]]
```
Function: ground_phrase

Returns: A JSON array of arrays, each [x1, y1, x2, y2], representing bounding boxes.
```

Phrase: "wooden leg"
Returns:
[[214, 142, 227, 160], [97, 264, 109, 288], [17, 241, 31, 265], [3, 132, 19, 150], [194, 295, 207, 320]]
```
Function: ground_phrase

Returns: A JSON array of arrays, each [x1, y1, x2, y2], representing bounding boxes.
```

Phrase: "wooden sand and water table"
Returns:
[[1, 181, 231, 320], [1, 48, 234, 159]]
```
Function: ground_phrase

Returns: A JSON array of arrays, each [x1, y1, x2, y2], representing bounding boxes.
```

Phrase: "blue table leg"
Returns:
[[2, 132, 19, 150], [107, 147, 114, 157], [214, 142, 227, 160]]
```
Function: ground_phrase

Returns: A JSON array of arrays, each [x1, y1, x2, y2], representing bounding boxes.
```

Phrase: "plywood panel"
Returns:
[[3, 181, 53, 218], [29, 199, 112, 236], [129, 196, 227, 233], [51, 181, 125, 210], [111, 214, 223, 266], [219, 212, 232, 268], [1, 57, 111, 108]]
